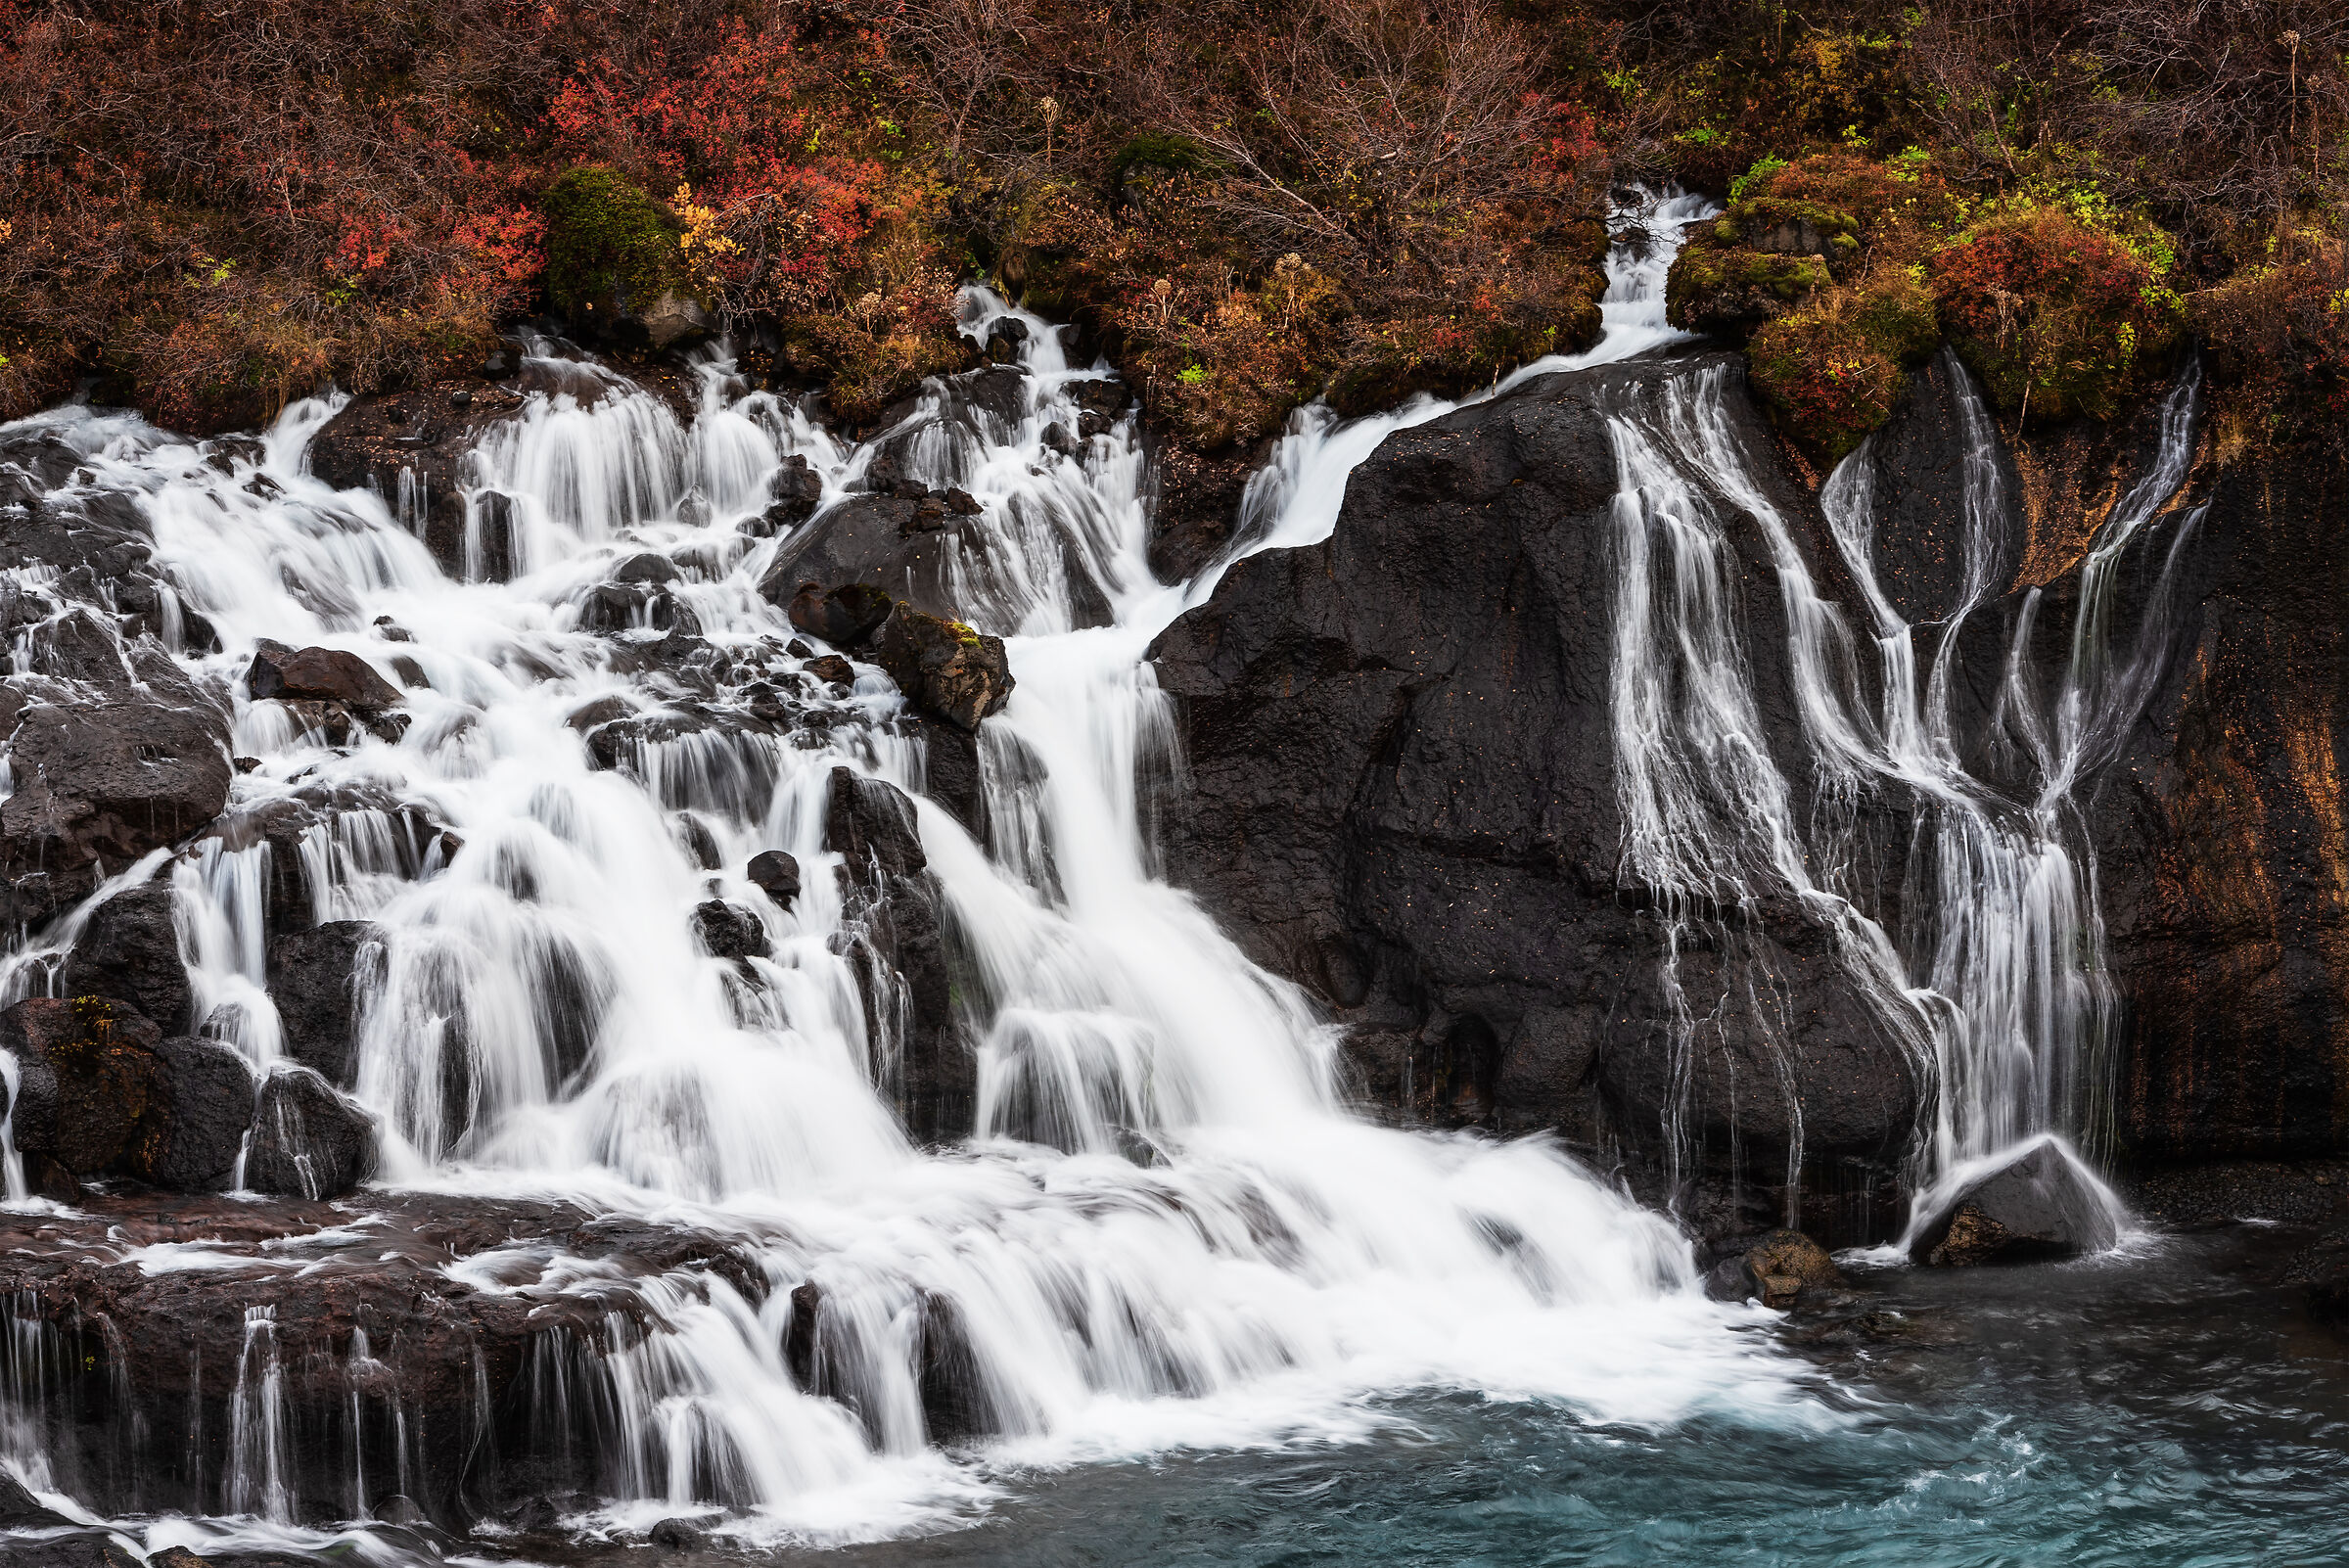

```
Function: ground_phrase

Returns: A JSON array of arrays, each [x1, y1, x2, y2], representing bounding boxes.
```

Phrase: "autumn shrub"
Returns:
[[2193, 233, 2349, 453], [1930, 203, 2183, 424], [1747, 257, 1938, 458]]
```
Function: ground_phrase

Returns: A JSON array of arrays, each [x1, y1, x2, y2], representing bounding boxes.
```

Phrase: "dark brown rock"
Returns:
[[123, 1035, 254, 1192], [786, 582, 896, 648], [748, 850, 802, 909], [1910, 1142, 2121, 1266], [266, 921, 382, 1086], [0, 996, 162, 1176], [692, 899, 772, 962], [868, 603, 1013, 733], [246, 1065, 378, 1199], [245, 641, 404, 711]]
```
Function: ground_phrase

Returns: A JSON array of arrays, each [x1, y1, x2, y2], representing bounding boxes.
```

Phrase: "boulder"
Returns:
[[59, 880, 191, 1034], [786, 582, 896, 648], [1909, 1141, 2121, 1266], [827, 767, 928, 881], [576, 581, 698, 637], [611, 551, 680, 585], [635, 291, 714, 353], [869, 603, 1013, 733], [245, 641, 403, 711], [1148, 351, 1921, 1238], [754, 455, 825, 536], [1706, 1228, 1843, 1307], [691, 899, 772, 962], [825, 769, 970, 1141], [1, 694, 233, 926], [0, 1466, 73, 1529], [754, 496, 966, 623], [984, 316, 1029, 364], [266, 921, 382, 1086], [747, 851, 802, 910], [805, 654, 856, 687], [123, 1036, 255, 1192], [0, 997, 162, 1176], [245, 1065, 378, 1199]]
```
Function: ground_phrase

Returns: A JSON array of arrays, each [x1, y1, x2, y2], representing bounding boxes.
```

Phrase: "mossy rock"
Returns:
[[541, 164, 691, 322], [1748, 264, 1941, 460], [1666, 246, 1832, 341]]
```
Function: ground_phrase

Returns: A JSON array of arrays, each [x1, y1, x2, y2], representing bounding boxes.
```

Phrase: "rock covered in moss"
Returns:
[[869, 603, 1013, 732], [1930, 205, 2184, 425]]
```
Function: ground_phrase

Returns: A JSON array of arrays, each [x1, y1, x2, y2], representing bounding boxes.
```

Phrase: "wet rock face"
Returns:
[[825, 768, 972, 1142], [1, 997, 163, 1176], [60, 879, 192, 1033], [1151, 352, 1920, 1233], [246, 640, 405, 710], [132, 1036, 256, 1192], [0, 666, 232, 925], [2088, 438, 2349, 1164], [267, 920, 382, 1086], [1910, 1142, 2121, 1266], [246, 1065, 379, 1199], [0, 1189, 777, 1529]]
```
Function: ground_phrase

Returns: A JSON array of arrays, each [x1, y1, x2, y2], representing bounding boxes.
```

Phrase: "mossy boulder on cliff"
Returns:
[[1929, 204, 2184, 426], [541, 164, 694, 327]]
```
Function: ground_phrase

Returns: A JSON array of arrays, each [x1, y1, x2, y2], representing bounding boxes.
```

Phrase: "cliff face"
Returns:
[[2096, 445, 2349, 1161], [1150, 351, 1924, 1241], [1151, 345, 2349, 1231]]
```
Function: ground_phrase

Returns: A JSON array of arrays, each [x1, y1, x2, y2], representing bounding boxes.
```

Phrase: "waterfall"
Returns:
[[0, 188, 1841, 1544]]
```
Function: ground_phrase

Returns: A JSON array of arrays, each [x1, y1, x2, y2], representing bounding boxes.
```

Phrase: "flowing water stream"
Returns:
[[0, 191, 2289, 1563]]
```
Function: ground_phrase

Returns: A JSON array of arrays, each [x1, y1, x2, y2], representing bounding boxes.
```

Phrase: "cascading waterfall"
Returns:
[[0, 172, 2214, 1548], [0, 189, 1841, 1547]]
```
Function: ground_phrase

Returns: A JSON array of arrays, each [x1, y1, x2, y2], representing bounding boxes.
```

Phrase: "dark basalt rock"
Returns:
[[245, 1065, 379, 1199], [755, 454, 825, 535], [59, 879, 191, 1034], [984, 316, 1029, 364], [0, 996, 161, 1176], [748, 850, 802, 909], [692, 899, 772, 962], [611, 550, 681, 585], [267, 920, 382, 1086], [0, 1188, 776, 1527], [1146, 439, 1258, 584], [127, 1035, 256, 1192], [245, 640, 404, 711], [755, 495, 967, 623], [1149, 351, 1919, 1239], [0, 682, 233, 926], [306, 382, 529, 577], [785, 581, 896, 647], [805, 653, 856, 686], [1705, 1228, 1844, 1308], [7, 1536, 146, 1568], [1909, 1141, 2121, 1266], [825, 768, 971, 1142], [576, 580, 699, 637], [868, 603, 1013, 733]]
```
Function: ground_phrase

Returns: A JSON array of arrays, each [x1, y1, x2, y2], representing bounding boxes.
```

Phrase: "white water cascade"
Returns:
[[0, 191, 1845, 1547]]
